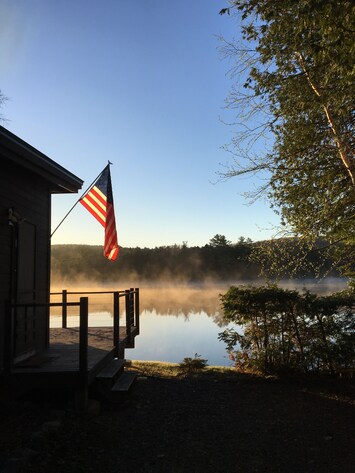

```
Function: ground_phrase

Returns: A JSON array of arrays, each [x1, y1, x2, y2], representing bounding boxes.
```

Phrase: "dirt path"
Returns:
[[2, 366, 354, 473]]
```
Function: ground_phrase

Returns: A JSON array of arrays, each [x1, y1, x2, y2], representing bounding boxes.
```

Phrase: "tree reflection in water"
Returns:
[[49, 279, 347, 365]]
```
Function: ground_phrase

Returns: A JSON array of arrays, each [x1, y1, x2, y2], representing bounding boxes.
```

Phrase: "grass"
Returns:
[[127, 359, 265, 381]]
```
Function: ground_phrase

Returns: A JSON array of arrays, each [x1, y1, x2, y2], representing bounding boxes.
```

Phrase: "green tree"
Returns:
[[220, 1, 355, 275], [208, 234, 232, 247], [219, 284, 355, 374]]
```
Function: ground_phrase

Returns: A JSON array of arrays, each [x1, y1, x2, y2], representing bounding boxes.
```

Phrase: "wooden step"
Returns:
[[96, 358, 125, 380], [111, 371, 137, 393]]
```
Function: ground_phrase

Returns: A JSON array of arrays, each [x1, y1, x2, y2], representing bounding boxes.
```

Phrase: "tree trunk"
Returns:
[[316, 314, 335, 374], [296, 52, 355, 186], [291, 307, 306, 372]]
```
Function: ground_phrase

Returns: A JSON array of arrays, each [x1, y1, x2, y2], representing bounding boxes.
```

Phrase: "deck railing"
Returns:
[[49, 288, 140, 334], [4, 298, 89, 374], [4, 288, 140, 374]]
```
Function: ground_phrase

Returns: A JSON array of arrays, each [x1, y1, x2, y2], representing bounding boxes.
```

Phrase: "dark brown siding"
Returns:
[[0, 159, 51, 369]]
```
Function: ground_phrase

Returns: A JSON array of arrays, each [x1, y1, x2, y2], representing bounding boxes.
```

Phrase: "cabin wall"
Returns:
[[0, 159, 51, 371]]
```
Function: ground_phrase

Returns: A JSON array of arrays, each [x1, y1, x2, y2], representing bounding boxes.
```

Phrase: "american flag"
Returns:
[[80, 165, 119, 261]]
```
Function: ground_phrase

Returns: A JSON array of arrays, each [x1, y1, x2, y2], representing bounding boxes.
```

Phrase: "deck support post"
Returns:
[[62, 289, 67, 328], [135, 288, 140, 333], [129, 288, 134, 326], [113, 291, 120, 357], [79, 297, 88, 375], [125, 290, 131, 340], [78, 297, 89, 410]]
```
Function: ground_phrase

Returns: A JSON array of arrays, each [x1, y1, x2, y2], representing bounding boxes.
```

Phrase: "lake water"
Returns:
[[50, 278, 348, 367]]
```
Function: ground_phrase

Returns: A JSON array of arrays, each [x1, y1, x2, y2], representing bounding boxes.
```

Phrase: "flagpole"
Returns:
[[50, 163, 111, 239]]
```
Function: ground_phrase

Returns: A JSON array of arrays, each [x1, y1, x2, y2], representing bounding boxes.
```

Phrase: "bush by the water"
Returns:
[[219, 284, 355, 375], [179, 354, 208, 374]]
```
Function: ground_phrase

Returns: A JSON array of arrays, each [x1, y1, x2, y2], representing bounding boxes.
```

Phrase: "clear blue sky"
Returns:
[[1, 0, 280, 248]]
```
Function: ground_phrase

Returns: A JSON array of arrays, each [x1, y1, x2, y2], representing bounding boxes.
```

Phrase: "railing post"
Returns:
[[79, 297, 88, 375], [113, 291, 120, 356], [62, 289, 67, 328], [135, 288, 140, 333], [125, 289, 131, 338], [129, 288, 135, 326]]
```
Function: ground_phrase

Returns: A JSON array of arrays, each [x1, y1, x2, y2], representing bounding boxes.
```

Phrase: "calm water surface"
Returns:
[[50, 279, 348, 367]]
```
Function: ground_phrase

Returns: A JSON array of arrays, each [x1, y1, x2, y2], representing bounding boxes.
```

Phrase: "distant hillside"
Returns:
[[51, 238, 340, 284]]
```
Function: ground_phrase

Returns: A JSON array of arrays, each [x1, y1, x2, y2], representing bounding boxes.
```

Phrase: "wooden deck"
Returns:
[[5, 289, 140, 398], [11, 326, 139, 388]]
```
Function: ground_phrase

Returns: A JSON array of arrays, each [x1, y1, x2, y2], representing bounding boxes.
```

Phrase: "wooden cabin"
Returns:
[[0, 126, 139, 404]]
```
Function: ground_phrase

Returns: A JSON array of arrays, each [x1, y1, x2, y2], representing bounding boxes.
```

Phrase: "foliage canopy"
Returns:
[[220, 0, 355, 273], [219, 284, 355, 374]]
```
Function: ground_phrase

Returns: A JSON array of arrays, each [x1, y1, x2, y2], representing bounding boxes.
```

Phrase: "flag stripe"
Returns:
[[80, 196, 106, 227], [81, 194, 106, 220], [83, 186, 107, 208], [82, 196, 106, 222], [87, 187, 107, 210], [91, 186, 107, 205]]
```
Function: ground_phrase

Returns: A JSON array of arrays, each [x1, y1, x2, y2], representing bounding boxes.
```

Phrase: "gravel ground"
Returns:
[[1, 368, 354, 473]]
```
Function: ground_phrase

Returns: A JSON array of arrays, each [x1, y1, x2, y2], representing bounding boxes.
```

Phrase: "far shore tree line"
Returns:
[[51, 234, 346, 284]]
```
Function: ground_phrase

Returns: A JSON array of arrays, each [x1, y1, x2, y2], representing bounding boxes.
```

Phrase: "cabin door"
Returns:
[[14, 221, 37, 362]]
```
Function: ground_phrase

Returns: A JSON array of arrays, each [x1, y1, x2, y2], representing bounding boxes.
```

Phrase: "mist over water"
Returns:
[[50, 278, 348, 366], [51, 277, 348, 312]]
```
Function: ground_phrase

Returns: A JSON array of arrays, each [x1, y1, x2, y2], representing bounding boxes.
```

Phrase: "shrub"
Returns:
[[219, 284, 355, 375], [179, 354, 208, 374]]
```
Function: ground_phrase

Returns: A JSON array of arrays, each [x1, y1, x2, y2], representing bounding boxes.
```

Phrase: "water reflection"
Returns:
[[51, 279, 348, 319], [50, 279, 348, 366], [129, 309, 235, 366], [50, 284, 227, 320]]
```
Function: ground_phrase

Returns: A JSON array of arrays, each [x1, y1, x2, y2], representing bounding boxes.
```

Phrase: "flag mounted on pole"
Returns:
[[79, 164, 119, 261]]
